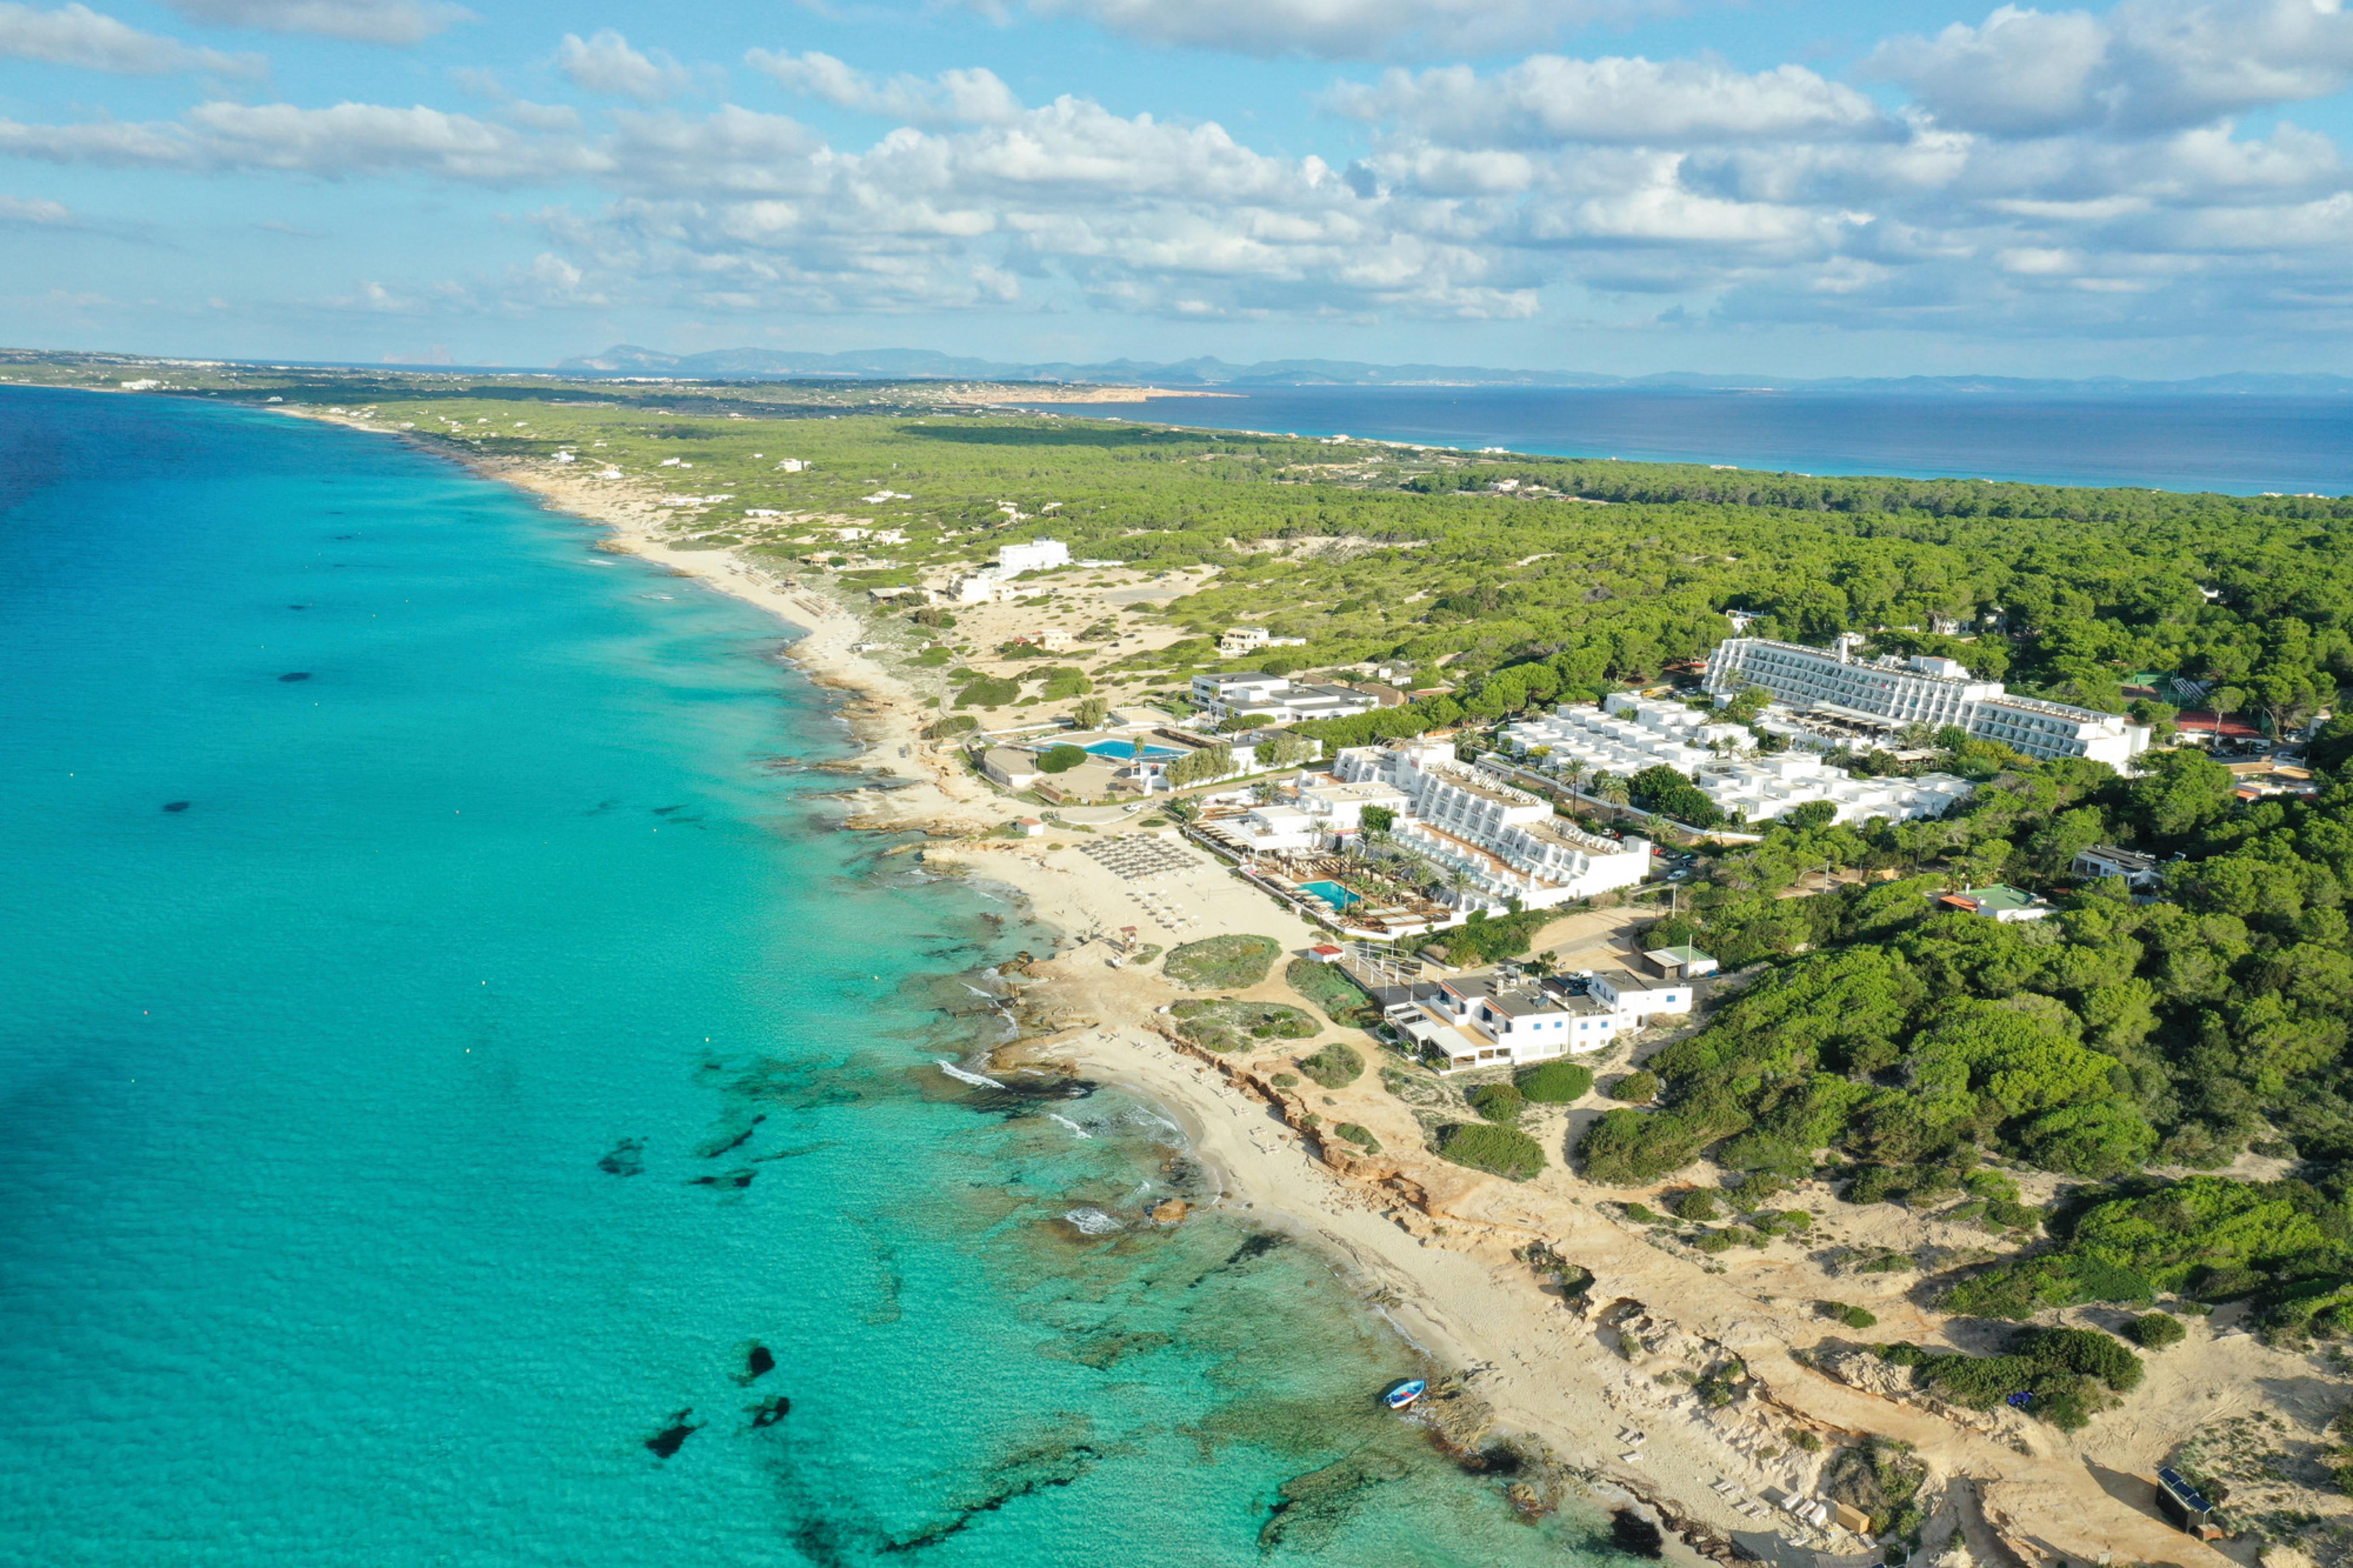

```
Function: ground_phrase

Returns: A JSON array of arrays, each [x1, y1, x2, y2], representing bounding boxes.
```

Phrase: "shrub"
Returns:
[[1791, 1430, 1823, 1453], [1611, 1070, 1659, 1102], [1164, 934, 1282, 989], [1821, 1301, 1878, 1329], [1468, 1082, 1527, 1123], [1336, 1123, 1380, 1154], [1695, 1229, 1735, 1254], [1272, 1072, 1300, 1089], [1844, 1166, 1904, 1205], [1436, 1122, 1546, 1180], [1516, 1061, 1593, 1103], [1036, 744, 1089, 773], [922, 714, 978, 739], [1299, 1041, 1364, 1089], [1671, 1189, 1721, 1222], [1285, 957, 1379, 1027], [2020, 1326, 2142, 1393], [954, 675, 1022, 708], [2192, 1265, 2268, 1302], [1168, 998, 1317, 1053], [1985, 1200, 2046, 1231], [1576, 1103, 1739, 1185], [2127, 1312, 2186, 1349]]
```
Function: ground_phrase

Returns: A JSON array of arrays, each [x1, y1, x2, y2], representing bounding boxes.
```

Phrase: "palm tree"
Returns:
[[1594, 771, 1631, 814], [1555, 755, 1587, 792]]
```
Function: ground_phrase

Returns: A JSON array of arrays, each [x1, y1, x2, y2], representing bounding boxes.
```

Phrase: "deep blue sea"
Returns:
[[0, 389, 1629, 1566], [1105, 384, 2353, 495]]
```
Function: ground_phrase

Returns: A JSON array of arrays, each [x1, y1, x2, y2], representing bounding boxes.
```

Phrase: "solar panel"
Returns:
[[2157, 1466, 2215, 1514]]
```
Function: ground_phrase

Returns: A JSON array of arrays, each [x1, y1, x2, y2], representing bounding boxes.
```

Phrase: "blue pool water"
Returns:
[[0, 388, 1635, 1567], [1299, 880, 1362, 910], [1084, 739, 1181, 759]]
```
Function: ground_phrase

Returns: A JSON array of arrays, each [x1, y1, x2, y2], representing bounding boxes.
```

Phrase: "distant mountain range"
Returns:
[[554, 344, 2353, 396]]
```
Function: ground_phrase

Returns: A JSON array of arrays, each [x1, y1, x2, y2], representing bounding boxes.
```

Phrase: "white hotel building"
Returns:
[[1704, 637, 2151, 767], [1505, 695, 1976, 825], [1333, 740, 1652, 909]]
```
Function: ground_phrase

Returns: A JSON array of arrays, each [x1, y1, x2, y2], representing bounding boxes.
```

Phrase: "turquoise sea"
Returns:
[[0, 389, 1634, 1566]]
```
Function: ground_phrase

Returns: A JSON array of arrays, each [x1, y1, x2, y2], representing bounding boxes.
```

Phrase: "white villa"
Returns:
[[1190, 673, 1381, 725], [939, 538, 1072, 604], [1333, 741, 1652, 909], [1218, 626, 1309, 657], [1704, 636, 2151, 766], [996, 538, 1071, 575], [1390, 966, 1698, 1073], [1505, 694, 1976, 825]]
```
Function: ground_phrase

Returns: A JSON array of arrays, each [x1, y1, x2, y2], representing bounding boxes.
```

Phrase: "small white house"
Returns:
[[997, 539, 1071, 576], [1938, 884, 2053, 922], [1394, 973, 1637, 1072], [1584, 968, 1695, 1027], [2072, 846, 2163, 889], [981, 747, 1042, 790]]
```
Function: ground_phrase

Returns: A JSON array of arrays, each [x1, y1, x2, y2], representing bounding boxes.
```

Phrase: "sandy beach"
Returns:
[[284, 413, 2293, 1568]]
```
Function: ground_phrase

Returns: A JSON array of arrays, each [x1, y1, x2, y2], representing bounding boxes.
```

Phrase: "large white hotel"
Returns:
[[1704, 636, 2152, 767], [1505, 695, 1977, 825], [1331, 740, 1654, 909]]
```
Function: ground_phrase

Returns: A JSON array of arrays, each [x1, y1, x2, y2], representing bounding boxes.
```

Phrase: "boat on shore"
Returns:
[[1384, 1378, 1427, 1411]]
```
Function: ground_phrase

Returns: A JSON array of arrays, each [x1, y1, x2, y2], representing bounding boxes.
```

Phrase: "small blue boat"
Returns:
[[1384, 1378, 1427, 1411]]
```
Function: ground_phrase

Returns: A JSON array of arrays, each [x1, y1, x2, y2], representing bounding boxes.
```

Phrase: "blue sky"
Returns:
[[4, 0, 2353, 375]]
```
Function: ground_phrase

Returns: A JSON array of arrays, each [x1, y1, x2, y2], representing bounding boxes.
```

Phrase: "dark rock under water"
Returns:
[[749, 1395, 791, 1428], [1259, 1447, 1413, 1553], [697, 1115, 765, 1158], [955, 1076, 1097, 1118], [746, 1345, 776, 1380], [1611, 1509, 1665, 1558], [161, 801, 191, 813], [645, 1408, 701, 1460], [595, 1138, 644, 1177], [278, 672, 311, 682], [879, 1441, 1100, 1553]]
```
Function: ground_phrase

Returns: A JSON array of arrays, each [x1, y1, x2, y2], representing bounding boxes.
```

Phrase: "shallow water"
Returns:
[[0, 389, 1635, 1565]]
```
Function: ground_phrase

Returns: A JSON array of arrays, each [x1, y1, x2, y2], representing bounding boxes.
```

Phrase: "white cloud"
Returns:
[[1869, 0, 2353, 137], [0, 116, 199, 164], [9, 17, 2353, 350], [746, 49, 1023, 126], [1865, 8, 2111, 138], [0, 193, 79, 224], [1014, 0, 1675, 61], [556, 30, 688, 104], [1328, 55, 1890, 147], [0, 2, 261, 75], [159, 0, 468, 45]]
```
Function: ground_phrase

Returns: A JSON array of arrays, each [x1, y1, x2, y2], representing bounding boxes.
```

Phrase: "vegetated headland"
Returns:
[[24, 346, 2353, 1567]]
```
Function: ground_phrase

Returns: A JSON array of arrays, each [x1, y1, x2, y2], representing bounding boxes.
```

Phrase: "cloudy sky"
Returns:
[[4, 0, 2352, 375]]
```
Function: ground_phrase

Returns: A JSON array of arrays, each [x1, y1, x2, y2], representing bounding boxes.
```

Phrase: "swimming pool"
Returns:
[[1299, 879, 1362, 910], [1085, 739, 1183, 760]]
